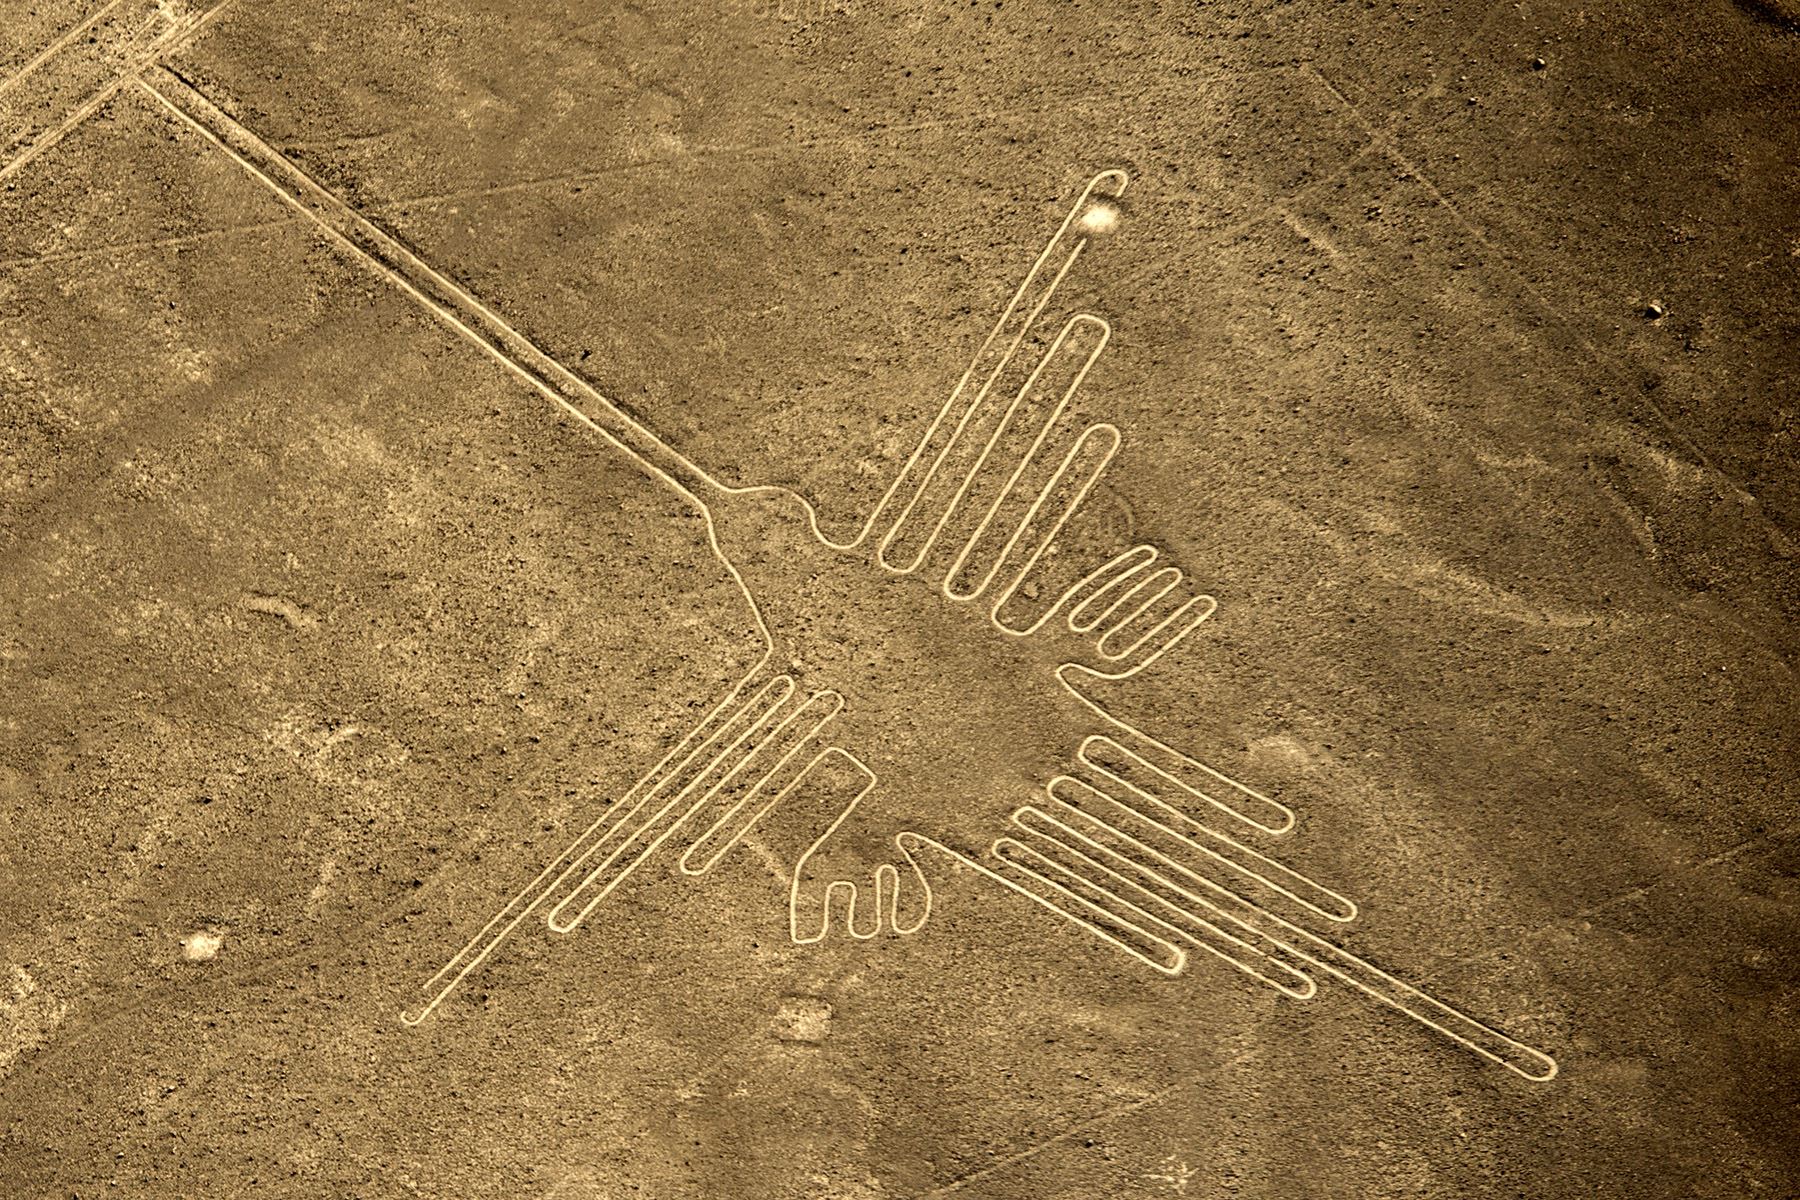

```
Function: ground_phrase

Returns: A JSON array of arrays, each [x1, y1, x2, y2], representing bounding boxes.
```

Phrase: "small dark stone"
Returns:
[[1531, 56, 1548, 70], [1644, 301, 1667, 320]]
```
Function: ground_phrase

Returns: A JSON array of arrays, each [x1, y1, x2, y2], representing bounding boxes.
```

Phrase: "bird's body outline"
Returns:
[[133, 69, 1557, 1083]]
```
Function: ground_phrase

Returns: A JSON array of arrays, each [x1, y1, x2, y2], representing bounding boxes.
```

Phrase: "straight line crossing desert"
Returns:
[[2, 0, 1564, 1091]]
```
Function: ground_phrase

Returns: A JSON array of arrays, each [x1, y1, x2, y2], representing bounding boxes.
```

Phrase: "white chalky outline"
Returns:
[[131, 66, 1556, 1081], [0, 0, 130, 101], [0, 0, 228, 186]]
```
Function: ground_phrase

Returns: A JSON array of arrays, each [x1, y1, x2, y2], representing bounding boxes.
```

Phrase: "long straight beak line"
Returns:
[[134, 64, 731, 513]]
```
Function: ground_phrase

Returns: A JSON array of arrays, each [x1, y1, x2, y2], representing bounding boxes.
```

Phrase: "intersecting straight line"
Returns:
[[0, 74, 137, 186], [134, 63, 732, 510], [370, 77, 1199, 211], [94, 46, 1561, 1081], [0, 0, 126, 99], [0, 0, 1699, 1151], [0, 216, 299, 270], [0, 0, 238, 187], [1300, 62, 1735, 491], [1564, 820, 1797, 926], [126, 71, 1395, 1083], [1298, 62, 1797, 955], [0, 64, 1313, 274], [914, 1045, 1261, 1197], [1419, 817, 1800, 988]]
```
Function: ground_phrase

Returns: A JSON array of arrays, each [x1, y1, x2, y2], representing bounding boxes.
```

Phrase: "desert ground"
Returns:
[[1, 1, 1796, 1197]]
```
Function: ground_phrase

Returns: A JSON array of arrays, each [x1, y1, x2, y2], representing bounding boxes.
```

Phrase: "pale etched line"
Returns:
[[877, 291, 1107, 576], [133, 66, 806, 1021], [1277, 204, 1340, 259], [1000, 813, 1310, 1000], [1308, 66, 1543, 311], [1095, 593, 1217, 671], [1049, 768, 1355, 925], [1075, 730, 1292, 838], [413, 669, 829, 1021], [0, 217, 300, 271], [0, 0, 232, 187], [542, 675, 798, 932], [1044, 549, 1219, 680], [794, 266, 1275, 957], [370, 151, 1545, 1080], [400, 668, 782, 1024], [930, 317, 1113, 590], [1568, 821, 1800, 924], [146, 83, 1128, 772], [155, 0, 239, 50], [17, 39, 795, 1014], [912, 1045, 1263, 1198], [981, 422, 1123, 620], [841, 170, 1127, 560], [135, 65, 787, 710], [548, 678, 799, 883], [0, 76, 130, 186], [1436, 820, 1800, 983], [679, 690, 847, 877], [999, 824, 1314, 998], [1413, 0, 1525, 110], [1015, 787, 1555, 1081], [359, 73, 1300, 214], [940, 314, 1114, 601], [363, 105, 1062, 212], [787, 750, 878, 944], [1027, 785, 1332, 968], [0, 68, 1281, 269], [1259, 901, 1558, 1080], [1011, 544, 1154, 639], [760, 170, 1555, 1080], [0, 0, 127, 99], [0, 105, 1164, 274], [339, 60, 1356, 242], [137, 87, 1552, 1083], [781, 173, 1331, 987], [873, 246, 1090, 570], [541, 679, 813, 930], [1302, 61, 1732, 491], [758, 168, 1118, 605], [1084, 569, 1176, 635], [1089, 566, 1181, 646], [987, 835, 1193, 974], [138, 65, 735, 510], [1077, 735, 1303, 861], [1065, 547, 1158, 633], [886, 830, 1186, 973]]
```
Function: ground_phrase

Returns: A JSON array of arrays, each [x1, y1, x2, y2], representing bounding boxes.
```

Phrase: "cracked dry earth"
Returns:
[[2, 1, 1798, 1198]]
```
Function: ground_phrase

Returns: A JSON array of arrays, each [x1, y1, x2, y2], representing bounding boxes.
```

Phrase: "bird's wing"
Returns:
[[402, 661, 848, 1023], [981, 737, 1558, 1082]]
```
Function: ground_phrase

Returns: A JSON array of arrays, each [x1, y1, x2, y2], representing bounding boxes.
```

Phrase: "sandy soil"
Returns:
[[1, 1, 1796, 1197]]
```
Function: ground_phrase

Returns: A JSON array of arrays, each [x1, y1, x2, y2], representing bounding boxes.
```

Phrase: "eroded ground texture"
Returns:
[[2, 1, 1797, 1197]]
